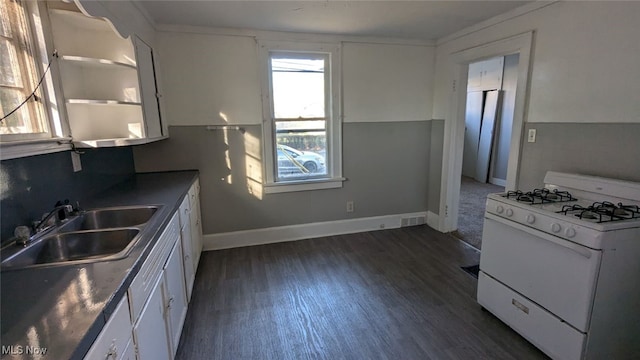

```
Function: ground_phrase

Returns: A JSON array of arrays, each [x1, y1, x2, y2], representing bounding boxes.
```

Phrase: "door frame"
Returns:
[[438, 31, 534, 233]]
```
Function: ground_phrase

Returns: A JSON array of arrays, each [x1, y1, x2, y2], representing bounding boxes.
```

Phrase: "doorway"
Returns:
[[437, 32, 533, 238], [454, 54, 519, 248]]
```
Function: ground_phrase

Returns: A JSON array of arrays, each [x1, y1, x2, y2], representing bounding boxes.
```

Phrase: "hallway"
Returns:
[[453, 176, 502, 249]]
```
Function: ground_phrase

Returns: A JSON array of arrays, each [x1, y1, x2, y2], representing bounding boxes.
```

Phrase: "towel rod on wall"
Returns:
[[206, 125, 245, 134]]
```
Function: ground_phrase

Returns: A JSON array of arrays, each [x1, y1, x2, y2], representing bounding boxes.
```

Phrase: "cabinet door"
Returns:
[[189, 182, 203, 270], [133, 275, 171, 360], [135, 37, 163, 139], [119, 337, 136, 360], [467, 57, 504, 92], [163, 240, 188, 357], [181, 219, 195, 301], [84, 294, 132, 360]]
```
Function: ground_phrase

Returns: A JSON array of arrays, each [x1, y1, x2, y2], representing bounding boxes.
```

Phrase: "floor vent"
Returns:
[[401, 216, 426, 227]]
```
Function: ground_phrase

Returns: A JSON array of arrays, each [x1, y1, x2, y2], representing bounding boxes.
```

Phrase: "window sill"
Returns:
[[0, 137, 72, 160], [264, 177, 346, 194]]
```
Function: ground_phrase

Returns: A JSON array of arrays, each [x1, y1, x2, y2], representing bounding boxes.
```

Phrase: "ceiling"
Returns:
[[136, 1, 532, 41]]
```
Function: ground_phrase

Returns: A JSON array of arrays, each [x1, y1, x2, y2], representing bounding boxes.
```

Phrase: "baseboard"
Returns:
[[489, 177, 506, 187], [203, 211, 428, 251], [426, 211, 440, 230]]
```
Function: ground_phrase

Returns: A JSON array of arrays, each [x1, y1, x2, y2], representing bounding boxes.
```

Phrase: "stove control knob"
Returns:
[[565, 227, 577, 238], [496, 205, 504, 214], [526, 214, 536, 224], [506, 209, 514, 217], [551, 223, 562, 233]]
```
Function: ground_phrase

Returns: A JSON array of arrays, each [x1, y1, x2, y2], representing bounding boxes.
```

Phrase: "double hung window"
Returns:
[[260, 41, 342, 193], [0, 0, 49, 140]]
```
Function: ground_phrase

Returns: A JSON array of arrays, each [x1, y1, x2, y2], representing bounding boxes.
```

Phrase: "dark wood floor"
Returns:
[[176, 225, 548, 360]]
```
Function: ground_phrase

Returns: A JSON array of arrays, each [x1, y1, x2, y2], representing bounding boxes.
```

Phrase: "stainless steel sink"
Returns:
[[1, 204, 162, 270], [60, 206, 159, 232], [1, 229, 140, 269]]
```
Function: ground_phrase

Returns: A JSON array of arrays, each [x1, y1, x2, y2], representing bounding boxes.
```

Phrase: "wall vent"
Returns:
[[401, 216, 426, 227]]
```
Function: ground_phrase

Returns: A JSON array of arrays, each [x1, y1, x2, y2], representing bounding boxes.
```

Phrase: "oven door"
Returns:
[[479, 212, 602, 332]]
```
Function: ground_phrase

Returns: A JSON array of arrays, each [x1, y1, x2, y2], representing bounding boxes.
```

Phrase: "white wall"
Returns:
[[135, 28, 437, 236], [343, 42, 434, 122], [433, 1, 640, 124], [158, 32, 262, 125], [156, 28, 435, 126]]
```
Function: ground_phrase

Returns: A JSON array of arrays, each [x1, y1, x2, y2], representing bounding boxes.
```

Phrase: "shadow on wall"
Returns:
[[133, 122, 431, 235], [133, 125, 267, 233]]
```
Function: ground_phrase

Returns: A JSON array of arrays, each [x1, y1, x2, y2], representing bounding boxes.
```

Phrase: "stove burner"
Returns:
[[504, 188, 576, 204], [557, 202, 640, 223]]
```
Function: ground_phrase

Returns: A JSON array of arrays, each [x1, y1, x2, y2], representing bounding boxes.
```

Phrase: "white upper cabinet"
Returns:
[[467, 56, 504, 92], [45, 1, 165, 148]]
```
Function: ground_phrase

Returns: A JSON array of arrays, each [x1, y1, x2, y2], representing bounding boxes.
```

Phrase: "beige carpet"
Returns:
[[453, 176, 503, 249]]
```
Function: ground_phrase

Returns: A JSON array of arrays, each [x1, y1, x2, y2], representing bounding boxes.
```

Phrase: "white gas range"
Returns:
[[477, 171, 640, 360]]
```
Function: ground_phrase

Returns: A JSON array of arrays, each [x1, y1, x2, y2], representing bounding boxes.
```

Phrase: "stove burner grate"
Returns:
[[557, 202, 640, 223], [504, 188, 576, 204]]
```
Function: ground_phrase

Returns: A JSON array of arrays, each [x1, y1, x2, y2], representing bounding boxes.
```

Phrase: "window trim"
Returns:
[[0, 0, 51, 142], [0, 0, 69, 158], [258, 40, 343, 193]]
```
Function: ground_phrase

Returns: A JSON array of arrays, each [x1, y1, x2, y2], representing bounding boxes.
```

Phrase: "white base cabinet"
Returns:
[[84, 178, 202, 359], [179, 196, 196, 300], [133, 274, 172, 360], [84, 294, 133, 360], [130, 212, 188, 359], [189, 180, 204, 269], [163, 240, 189, 357], [179, 179, 203, 302]]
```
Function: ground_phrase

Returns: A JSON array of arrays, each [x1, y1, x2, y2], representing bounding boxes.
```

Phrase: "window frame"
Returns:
[[0, 0, 69, 159], [258, 40, 343, 194]]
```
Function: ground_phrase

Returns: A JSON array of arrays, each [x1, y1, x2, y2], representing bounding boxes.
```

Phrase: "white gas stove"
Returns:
[[477, 171, 640, 360]]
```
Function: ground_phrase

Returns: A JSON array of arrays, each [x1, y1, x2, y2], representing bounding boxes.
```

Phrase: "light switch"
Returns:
[[528, 129, 537, 143]]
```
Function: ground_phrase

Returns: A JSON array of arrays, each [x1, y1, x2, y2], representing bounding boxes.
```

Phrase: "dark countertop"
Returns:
[[0, 171, 199, 360]]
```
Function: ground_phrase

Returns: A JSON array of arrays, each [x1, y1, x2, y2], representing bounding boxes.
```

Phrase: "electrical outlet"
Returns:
[[528, 128, 537, 143], [346, 201, 354, 213]]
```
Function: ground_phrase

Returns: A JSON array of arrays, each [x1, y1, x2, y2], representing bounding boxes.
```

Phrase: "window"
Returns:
[[0, 0, 49, 141], [259, 41, 343, 193]]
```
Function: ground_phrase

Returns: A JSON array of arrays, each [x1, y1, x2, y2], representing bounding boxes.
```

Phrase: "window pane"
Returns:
[[271, 57, 324, 119], [0, 87, 36, 134], [275, 120, 327, 179], [0, 0, 48, 139], [0, 38, 22, 87], [0, 0, 12, 38]]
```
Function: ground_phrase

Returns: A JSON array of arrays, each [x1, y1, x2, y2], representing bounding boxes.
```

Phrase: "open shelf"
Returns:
[[66, 99, 142, 106], [48, 7, 135, 64], [49, 8, 113, 33], [46, 0, 164, 147], [60, 55, 136, 69], [73, 136, 168, 149]]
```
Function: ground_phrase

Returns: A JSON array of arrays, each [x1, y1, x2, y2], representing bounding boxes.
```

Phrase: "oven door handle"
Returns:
[[485, 213, 595, 259]]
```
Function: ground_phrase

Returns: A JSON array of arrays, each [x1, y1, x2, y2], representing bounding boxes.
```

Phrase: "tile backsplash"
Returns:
[[0, 148, 135, 244]]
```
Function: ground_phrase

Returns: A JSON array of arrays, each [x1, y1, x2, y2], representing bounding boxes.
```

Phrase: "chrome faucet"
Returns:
[[32, 204, 74, 235]]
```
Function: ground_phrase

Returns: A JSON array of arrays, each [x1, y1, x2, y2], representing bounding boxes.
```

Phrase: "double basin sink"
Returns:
[[1, 206, 161, 270]]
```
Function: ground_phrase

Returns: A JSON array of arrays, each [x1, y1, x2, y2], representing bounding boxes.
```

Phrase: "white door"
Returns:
[[475, 90, 501, 183], [462, 91, 483, 178], [133, 275, 171, 360]]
